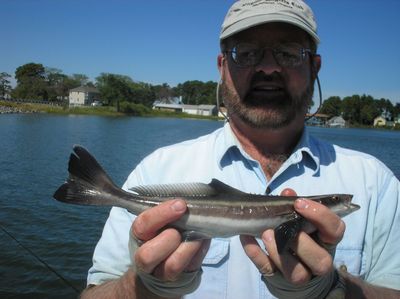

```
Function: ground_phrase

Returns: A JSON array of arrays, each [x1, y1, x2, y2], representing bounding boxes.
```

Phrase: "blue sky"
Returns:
[[2, 0, 399, 106]]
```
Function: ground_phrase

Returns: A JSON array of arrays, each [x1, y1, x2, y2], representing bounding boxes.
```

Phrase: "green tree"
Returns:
[[342, 95, 362, 124], [95, 73, 135, 108], [358, 95, 377, 125], [319, 96, 342, 116], [70, 74, 90, 86], [0, 72, 12, 98], [13, 63, 48, 100], [174, 80, 217, 105], [130, 81, 156, 107], [360, 104, 379, 125], [45, 68, 70, 101], [376, 98, 394, 120], [394, 103, 400, 117], [153, 83, 174, 101]]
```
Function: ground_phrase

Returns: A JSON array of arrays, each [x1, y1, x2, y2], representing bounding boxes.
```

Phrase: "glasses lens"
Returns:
[[231, 43, 261, 67], [274, 44, 304, 67], [229, 43, 308, 68]]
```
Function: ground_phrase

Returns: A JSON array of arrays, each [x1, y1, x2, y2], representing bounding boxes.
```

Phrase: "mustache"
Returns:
[[249, 72, 286, 88]]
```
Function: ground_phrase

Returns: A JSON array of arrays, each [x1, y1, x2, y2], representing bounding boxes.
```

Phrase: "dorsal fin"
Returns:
[[129, 179, 247, 198], [208, 179, 247, 195]]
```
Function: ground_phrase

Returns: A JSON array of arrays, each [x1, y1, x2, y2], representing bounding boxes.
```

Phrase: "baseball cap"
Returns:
[[220, 0, 319, 44]]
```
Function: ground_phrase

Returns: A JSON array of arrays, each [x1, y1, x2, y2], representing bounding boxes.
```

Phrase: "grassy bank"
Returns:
[[0, 100, 221, 120], [2, 101, 397, 129]]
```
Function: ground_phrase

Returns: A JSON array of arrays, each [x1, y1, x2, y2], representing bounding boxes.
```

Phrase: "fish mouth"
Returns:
[[348, 203, 360, 211]]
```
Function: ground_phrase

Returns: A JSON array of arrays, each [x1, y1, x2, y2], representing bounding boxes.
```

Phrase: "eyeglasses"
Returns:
[[225, 43, 312, 68]]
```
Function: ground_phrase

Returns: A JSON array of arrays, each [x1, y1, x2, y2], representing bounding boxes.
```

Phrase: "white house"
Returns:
[[373, 116, 387, 127], [182, 104, 217, 116], [152, 101, 217, 116], [69, 86, 100, 107], [152, 103, 183, 112], [327, 116, 347, 128]]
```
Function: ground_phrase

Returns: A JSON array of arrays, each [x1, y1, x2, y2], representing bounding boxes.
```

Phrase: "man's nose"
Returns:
[[254, 49, 282, 74]]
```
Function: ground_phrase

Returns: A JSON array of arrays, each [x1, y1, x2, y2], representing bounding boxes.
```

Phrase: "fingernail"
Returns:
[[171, 200, 186, 212], [295, 199, 309, 209]]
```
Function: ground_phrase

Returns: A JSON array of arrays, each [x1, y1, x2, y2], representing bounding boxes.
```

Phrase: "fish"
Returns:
[[53, 145, 360, 253]]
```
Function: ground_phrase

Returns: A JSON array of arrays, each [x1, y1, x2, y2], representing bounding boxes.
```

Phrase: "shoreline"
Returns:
[[1, 101, 399, 131], [0, 105, 38, 114]]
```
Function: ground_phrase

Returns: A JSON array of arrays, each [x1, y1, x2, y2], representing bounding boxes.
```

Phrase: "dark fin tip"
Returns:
[[274, 216, 303, 254]]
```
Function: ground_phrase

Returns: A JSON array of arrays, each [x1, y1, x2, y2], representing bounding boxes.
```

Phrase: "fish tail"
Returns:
[[53, 145, 126, 206]]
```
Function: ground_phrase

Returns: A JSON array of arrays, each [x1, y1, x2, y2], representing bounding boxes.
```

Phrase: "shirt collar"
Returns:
[[290, 126, 320, 174], [216, 123, 320, 174]]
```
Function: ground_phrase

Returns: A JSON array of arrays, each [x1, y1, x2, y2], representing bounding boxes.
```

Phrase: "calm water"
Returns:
[[0, 114, 399, 298]]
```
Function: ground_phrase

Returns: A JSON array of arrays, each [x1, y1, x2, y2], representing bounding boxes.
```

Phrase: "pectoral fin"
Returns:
[[274, 213, 304, 254], [181, 231, 212, 242]]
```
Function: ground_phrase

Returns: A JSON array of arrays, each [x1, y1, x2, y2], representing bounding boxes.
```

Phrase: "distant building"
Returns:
[[152, 96, 182, 106], [69, 86, 100, 107], [152, 103, 183, 113], [183, 104, 217, 116], [152, 101, 217, 116], [305, 113, 330, 126], [327, 116, 347, 128], [374, 116, 387, 127], [395, 115, 400, 125]]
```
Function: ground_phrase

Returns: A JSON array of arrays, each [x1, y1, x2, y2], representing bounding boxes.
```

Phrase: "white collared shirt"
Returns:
[[88, 122, 400, 298]]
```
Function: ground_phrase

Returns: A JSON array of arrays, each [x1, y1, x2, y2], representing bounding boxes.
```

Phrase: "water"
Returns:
[[0, 114, 399, 298]]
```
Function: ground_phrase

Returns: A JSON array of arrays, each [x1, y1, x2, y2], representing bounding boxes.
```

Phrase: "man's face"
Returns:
[[219, 23, 320, 129]]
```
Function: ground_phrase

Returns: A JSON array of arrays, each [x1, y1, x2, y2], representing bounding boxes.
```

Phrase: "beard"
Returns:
[[220, 73, 314, 129]]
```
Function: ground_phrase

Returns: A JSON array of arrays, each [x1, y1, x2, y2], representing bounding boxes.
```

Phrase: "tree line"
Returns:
[[1, 62, 399, 125], [319, 95, 400, 126], [0, 62, 218, 108]]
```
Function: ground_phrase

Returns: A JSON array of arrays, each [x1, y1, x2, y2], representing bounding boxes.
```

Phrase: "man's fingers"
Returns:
[[240, 235, 276, 276], [185, 239, 211, 272], [133, 199, 187, 241], [262, 230, 312, 285], [135, 228, 181, 274], [292, 231, 334, 276], [280, 188, 297, 196], [153, 239, 210, 280], [294, 199, 345, 244]]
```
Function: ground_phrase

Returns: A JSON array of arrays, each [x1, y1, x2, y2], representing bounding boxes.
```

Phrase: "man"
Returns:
[[82, 1, 400, 298]]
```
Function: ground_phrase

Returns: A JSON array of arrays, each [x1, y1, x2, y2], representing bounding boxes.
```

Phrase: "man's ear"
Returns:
[[311, 54, 322, 79], [217, 54, 225, 74]]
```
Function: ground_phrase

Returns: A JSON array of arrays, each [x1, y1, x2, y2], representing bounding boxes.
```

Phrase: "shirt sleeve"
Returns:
[[363, 168, 400, 290]]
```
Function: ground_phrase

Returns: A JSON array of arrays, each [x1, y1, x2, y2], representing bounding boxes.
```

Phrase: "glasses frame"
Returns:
[[224, 43, 313, 68]]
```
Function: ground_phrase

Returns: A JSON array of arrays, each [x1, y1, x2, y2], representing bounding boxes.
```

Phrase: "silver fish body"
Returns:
[[53, 145, 360, 253]]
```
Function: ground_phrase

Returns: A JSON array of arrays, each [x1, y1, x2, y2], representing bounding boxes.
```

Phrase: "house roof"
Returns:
[[329, 116, 345, 121], [69, 86, 99, 93], [153, 103, 183, 109]]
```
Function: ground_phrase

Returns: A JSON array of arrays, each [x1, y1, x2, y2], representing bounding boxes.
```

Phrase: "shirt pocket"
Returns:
[[188, 238, 230, 299], [203, 238, 230, 265]]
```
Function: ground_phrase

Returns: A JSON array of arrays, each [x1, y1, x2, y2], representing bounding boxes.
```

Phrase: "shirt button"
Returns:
[[266, 187, 272, 194]]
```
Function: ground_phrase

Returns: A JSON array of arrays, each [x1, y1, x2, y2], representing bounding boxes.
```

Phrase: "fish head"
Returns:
[[337, 202, 360, 218], [310, 194, 360, 218], [329, 194, 360, 217]]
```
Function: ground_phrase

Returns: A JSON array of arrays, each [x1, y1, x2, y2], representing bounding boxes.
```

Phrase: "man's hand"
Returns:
[[240, 189, 345, 298], [130, 199, 210, 297]]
